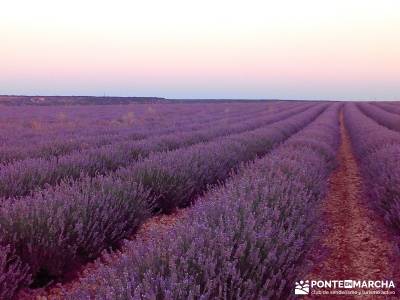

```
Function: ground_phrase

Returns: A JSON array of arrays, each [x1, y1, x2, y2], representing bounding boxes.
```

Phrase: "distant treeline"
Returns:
[[0, 95, 329, 106], [0, 95, 166, 106]]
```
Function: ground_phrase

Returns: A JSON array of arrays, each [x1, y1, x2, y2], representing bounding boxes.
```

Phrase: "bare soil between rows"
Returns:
[[304, 112, 400, 299]]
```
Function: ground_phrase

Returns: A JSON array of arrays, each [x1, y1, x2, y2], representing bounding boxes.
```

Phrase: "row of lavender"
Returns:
[[0, 104, 270, 163], [372, 102, 400, 116], [66, 104, 340, 299], [1, 103, 287, 147], [0, 103, 256, 142], [0, 103, 290, 163], [0, 104, 310, 199], [0, 104, 199, 145], [1, 102, 278, 132], [344, 104, 400, 237], [358, 102, 400, 133], [0, 105, 325, 297]]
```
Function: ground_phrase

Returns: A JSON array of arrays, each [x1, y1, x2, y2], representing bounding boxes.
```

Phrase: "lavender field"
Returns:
[[1, 101, 400, 299]]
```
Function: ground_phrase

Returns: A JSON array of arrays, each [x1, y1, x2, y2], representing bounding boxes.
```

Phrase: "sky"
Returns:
[[1, 0, 399, 100]]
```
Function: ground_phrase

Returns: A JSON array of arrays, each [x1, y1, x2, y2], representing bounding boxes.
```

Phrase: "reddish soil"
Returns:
[[17, 209, 187, 300], [305, 113, 400, 299]]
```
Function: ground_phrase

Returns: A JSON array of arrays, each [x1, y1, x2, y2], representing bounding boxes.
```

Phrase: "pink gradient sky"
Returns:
[[1, 0, 399, 100]]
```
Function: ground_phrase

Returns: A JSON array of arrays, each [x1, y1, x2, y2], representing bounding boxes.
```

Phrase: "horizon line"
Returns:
[[1, 94, 397, 102]]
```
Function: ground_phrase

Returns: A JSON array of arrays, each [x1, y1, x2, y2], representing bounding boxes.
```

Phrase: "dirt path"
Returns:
[[305, 112, 399, 299]]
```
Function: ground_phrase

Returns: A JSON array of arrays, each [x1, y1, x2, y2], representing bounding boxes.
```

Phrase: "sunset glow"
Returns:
[[1, 0, 399, 99]]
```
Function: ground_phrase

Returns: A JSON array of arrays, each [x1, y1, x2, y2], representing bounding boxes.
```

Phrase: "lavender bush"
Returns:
[[66, 104, 340, 300], [0, 245, 31, 299], [0, 175, 151, 278], [117, 105, 325, 212], [0, 102, 291, 164], [344, 103, 400, 234], [0, 105, 324, 283], [0, 104, 310, 199], [372, 102, 400, 116], [358, 103, 400, 133]]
